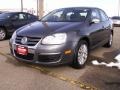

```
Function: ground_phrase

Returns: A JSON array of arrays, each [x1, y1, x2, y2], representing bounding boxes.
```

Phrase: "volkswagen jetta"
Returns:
[[10, 7, 113, 68]]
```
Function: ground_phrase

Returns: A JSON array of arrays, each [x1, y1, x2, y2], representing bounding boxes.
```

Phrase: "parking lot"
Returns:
[[0, 27, 120, 90]]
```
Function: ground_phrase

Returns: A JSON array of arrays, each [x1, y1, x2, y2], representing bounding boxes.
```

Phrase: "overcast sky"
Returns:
[[0, 0, 119, 17]]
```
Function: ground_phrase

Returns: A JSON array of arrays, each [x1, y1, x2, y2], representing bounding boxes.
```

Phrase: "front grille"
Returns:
[[14, 50, 34, 60], [38, 54, 61, 63], [15, 35, 41, 46]]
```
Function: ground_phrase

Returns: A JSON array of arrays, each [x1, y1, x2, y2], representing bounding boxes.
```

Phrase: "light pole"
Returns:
[[21, 0, 23, 12], [37, 0, 39, 16], [38, 0, 44, 18], [118, 0, 120, 16]]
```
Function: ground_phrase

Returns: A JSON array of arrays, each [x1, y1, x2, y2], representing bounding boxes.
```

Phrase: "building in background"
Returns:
[[0, 8, 36, 15], [0, 0, 37, 15], [0, 0, 119, 17]]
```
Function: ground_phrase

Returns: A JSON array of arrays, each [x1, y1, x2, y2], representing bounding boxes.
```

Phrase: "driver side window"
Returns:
[[52, 11, 63, 21], [91, 10, 101, 20]]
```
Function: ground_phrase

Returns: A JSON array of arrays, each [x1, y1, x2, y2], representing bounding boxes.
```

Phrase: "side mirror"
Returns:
[[91, 18, 100, 24]]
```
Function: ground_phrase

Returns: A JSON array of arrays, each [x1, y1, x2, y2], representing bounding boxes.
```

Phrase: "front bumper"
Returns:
[[9, 39, 75, 65]]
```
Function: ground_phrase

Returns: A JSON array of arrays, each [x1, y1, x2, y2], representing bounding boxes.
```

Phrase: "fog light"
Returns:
[[65, 50, 72, 54]]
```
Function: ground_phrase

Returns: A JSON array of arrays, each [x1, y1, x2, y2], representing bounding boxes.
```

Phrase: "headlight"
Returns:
[[11, 31, 16, 40], [42, 33, 67, 45]]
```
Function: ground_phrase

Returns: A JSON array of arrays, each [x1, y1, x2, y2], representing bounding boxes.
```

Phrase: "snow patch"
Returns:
[[115, 54, 120, 63], [92, 60, 107, 65], [91, 54, 120, 69]]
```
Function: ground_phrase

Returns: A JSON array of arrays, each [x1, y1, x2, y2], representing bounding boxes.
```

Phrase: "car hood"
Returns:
[[17, 21, 83, 38]]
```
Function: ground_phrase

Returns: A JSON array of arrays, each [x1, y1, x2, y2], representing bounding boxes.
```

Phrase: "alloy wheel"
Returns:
[[77, 44, 88, 65], [0, 29, 6, 40]]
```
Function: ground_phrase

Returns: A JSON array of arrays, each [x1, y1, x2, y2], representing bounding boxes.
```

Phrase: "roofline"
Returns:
[[3, 12, 28, 14], [56, 7, 101, 10]]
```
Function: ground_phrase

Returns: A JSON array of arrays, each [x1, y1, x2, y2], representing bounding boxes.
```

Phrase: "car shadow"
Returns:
[[103, 49, 120, 62], [4, 53, 70, 69], [6, 49, 119, 70]]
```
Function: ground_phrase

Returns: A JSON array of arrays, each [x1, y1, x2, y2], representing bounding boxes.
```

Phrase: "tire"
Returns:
[[0, 28, 6, 41], [72, 40, 89, 69], [104, 33, 113, 48]]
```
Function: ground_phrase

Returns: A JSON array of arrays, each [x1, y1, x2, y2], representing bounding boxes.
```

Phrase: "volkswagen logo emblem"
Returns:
[[21, 37, 28, 44]]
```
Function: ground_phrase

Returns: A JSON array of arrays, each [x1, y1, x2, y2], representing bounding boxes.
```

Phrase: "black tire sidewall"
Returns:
[[109, 33, 113, 47], [72, 40, 89, 69], [104, 33, 113, 48]]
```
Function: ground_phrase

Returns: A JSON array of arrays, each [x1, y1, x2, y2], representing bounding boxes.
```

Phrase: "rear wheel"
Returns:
[[0, 28, 6, 41], [72, 40, 89, 69], [104, 33, 113, 48]]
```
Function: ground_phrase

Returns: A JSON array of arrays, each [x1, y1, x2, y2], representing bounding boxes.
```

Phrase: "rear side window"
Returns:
[[28, 14, 37, 19], [18, 13, 28, 20], [99, 10, 109, 22], [19, 14, 25, 19]]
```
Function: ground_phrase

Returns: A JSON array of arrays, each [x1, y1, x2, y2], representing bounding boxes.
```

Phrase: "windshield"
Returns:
[[41, 8, 90, 22], [0, 13, 12, 19]]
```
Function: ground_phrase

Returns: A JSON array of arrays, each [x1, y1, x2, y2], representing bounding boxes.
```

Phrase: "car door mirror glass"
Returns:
[[91, 18, 100, 24]]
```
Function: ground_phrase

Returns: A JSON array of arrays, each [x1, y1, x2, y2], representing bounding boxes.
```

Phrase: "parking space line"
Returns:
[[0, 52, 98, 90]]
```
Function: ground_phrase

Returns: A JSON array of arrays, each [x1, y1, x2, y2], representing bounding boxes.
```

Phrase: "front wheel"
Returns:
[[72, 40, 89, 69], [0, 28, 6, 41]]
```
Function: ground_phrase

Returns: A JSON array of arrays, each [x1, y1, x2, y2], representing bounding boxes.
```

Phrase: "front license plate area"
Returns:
[[16, 45, 28, 55]]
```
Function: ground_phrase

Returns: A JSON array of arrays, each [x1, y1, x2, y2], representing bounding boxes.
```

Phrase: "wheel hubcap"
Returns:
[[78, 44, 88, 65], [0, 29, 5, 40]]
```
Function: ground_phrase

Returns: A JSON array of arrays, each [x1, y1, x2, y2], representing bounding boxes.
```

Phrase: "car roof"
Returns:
[[0, 11, 9, 13], [58, 7, 101, 10], [3, 12, 28, 14]]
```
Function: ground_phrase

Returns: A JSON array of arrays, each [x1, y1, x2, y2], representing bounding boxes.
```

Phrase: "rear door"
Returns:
[[98, 9, 111, 41]]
